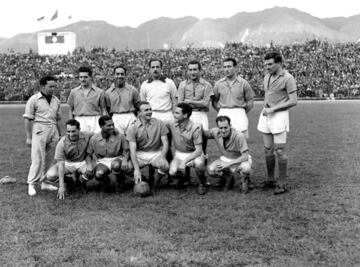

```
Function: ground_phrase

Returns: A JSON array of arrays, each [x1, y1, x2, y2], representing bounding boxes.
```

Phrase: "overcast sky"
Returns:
[[1, 0, 359, 38]]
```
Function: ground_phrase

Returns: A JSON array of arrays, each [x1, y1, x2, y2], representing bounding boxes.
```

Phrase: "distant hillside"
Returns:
[[0, 7, 359, 53]]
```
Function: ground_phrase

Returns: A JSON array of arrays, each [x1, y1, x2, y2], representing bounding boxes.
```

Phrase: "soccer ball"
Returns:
[[133, 181, 151, 197]]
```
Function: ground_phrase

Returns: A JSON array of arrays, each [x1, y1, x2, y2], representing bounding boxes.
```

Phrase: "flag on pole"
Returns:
[[37, 16, 45, 21], [50, 10, 58, 21]]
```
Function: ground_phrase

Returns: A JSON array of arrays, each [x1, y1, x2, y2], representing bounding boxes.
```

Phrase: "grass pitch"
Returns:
[[1, 101, 360, 266]]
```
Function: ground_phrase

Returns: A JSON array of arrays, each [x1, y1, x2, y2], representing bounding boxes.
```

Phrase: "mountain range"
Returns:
[[1, 6, 360, 53]]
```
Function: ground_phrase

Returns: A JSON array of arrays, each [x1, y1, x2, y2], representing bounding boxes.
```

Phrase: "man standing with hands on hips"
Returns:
[[257, 51, 297, 195]]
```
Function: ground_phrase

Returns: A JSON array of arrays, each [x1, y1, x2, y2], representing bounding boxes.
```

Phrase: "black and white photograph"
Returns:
[[0, 0, 359, 265]]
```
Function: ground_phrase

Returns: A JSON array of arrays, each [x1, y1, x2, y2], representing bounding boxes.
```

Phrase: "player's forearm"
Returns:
[[161, 138, 169, 158], [122, 150, 130, 162], [129, 149, 141, 172], [245, 100, 254, 113], [226, 153, 249, 167], [185, 99, 209, 109], [58, 161, 66, 189], [184, 147, 202, 164], [24, 119, 32, 139]]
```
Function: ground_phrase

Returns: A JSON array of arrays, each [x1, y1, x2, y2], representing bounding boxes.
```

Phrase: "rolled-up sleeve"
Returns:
[[23, 96, 36, 120]]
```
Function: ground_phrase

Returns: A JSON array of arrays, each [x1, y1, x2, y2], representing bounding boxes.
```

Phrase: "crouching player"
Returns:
[[167, 103, 208, 195], [87, 115, 132, 192], [46, 119, 93, 199], [206, 116, 252, 193], [126, 101, 169, 191]]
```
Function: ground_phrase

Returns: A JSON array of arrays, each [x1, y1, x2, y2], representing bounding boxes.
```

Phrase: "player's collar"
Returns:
[[147, 75, 166, 83]]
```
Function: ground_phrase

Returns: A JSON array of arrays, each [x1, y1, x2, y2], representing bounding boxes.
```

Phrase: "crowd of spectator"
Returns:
[[1, 39, 360, 101]]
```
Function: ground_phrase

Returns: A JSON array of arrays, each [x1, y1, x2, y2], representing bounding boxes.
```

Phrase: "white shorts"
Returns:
[[257, 110, 289, 134], [174, 150, 203, 167], [64, 160, 87, 174], [136, 150, 163, 167], [75, 115, 101, 133], [152, 110, 174, 123], [96, 157, 122, 170], [220, 155, 252, 173], [112, 113, 136, 135], [218, 108, 248, 133], [191, 111, 209, 130]]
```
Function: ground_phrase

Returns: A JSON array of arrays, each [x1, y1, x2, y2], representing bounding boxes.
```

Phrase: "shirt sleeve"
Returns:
[[192, 125, 203, 146], [125, 125, 136, 143], [168, 79, 178, 108], [54, 137, 66, 161], [203, 82, 214, 105], [285, 75, 297, 94], [67, 90, 74, 111], [177, 81, 185, 102], [99, 91, 107, 110], [140, 82, 147, 101], [243, 80, 254, 101], [212, 82, 220, 101], [236, 133, 249, 154], [132, 87, 141, 108], [23, 96, 36, 120]]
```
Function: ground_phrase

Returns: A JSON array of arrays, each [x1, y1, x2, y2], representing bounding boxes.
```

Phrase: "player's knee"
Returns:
[[264, 146, 274, 156], [159, 160, 169, 172], [46, 166, 58, 181], [239, 161, 251, 174], [275, 145, 288, 162], [169, 162, 178, 176], [94, 166, 109, 181], [194, 157, 205, 171], [111, 159, 122, 174], [207, 163, 217, 176]]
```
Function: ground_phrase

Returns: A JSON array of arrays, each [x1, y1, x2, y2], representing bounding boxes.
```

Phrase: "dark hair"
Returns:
[[264, 51, 283, 63], [78, 66, 93, 76], [98, 115, 113, 127], [66, 119, 80, 129], [188, 60, 201, 70], [177, 102, 192, 118], [138, 101, 151, 110], [113, 65, 127, 75], [223, 57, 237, 67], [39, 75, 57, 86], [148, 58, 163, 68], [216, 116, 231, 125]]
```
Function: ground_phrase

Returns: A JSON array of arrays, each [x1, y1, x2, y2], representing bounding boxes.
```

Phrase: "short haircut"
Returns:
[[188, 60, 201, 70], [98, 115, 113, 127], [177, 102, 192, 118], [66, 119, 80, 129], [223, 57, 237, 67], [78, 66, 93, 76], [39, 75, 56, 86], [148, 58, 163, 68], [216, 115, 231, 125], [264, 51, 283, 63], [138, 101, 151, 110], [113, 65, 127, 75]]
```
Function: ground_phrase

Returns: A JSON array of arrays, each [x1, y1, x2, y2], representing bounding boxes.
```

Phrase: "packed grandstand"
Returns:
[[1, 39, 359, 101]]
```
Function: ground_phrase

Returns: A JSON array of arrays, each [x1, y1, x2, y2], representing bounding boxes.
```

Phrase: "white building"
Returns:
[[37, 32, 76, 55]]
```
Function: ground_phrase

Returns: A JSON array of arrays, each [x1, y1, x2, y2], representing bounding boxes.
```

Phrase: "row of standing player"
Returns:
[[23, 51, 297, 197]]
